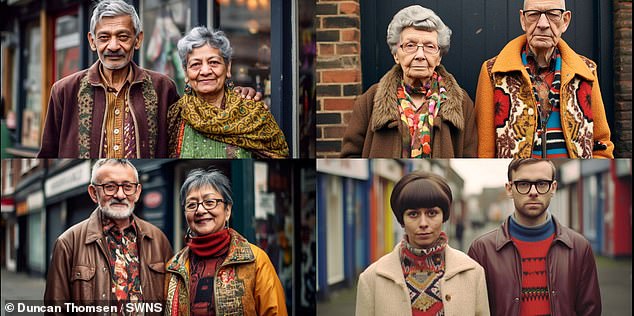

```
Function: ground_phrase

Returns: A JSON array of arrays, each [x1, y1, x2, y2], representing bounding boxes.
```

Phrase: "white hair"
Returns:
[[90, 0, 142, 36], [91, 159, 139, 184], [386, 5, 452, 56], [523, 0, 566, 10]]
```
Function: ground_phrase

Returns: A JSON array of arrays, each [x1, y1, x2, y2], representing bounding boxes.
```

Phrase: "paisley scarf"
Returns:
[[168, 89, 289, 158]]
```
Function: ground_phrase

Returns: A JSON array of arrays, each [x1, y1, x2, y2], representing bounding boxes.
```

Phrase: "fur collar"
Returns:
[[370, 64, 465, 132]]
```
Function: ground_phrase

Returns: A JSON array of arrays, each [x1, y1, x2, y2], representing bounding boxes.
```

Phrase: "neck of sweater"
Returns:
[[509, 213, 555, 242]]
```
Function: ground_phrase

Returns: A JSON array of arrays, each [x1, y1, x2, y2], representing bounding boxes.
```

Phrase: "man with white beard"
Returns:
[[44, 159, 172, 312]]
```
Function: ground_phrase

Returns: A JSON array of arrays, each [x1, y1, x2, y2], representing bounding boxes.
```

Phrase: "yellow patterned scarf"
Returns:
[[169, 90, 289, 158]]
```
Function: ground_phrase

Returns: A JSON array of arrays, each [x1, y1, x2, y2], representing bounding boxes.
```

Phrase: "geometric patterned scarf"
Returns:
[[396, 72, 446, 158], [400, 232, 447, 316], [168, 89, 289, 158]]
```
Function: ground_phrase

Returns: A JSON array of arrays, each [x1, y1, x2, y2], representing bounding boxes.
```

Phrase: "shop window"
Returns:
[[218, 0, 272, 107], [21, 21, 42, 149], [54, 13, 80, 81], [141, 0, 190, 94]]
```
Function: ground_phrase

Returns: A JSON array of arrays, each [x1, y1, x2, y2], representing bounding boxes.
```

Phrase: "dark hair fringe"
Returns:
[[390, 172, 452, 225]]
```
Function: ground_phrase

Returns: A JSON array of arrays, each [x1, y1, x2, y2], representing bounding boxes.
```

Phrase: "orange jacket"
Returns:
[[164, 229, 287, 316], [475, 35, 613, 158]]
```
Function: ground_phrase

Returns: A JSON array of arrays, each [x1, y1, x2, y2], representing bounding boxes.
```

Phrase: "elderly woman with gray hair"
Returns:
[[165, 168, 288, 315], [341, 5, 477, 158], [167, 27, 288, 158]]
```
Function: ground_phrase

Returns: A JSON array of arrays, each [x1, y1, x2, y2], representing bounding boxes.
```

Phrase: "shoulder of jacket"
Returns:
[[52, 69, 90, 90]]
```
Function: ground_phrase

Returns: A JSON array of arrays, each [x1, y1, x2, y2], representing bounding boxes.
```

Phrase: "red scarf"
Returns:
[[187, 228, 231, 257]]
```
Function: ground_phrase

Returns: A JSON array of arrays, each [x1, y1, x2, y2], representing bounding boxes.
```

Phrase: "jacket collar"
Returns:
[[375, 242, 479, 284], [86, 60, 146, 86], [85, 208, 153, 244], [370, 64, 465, 132], [495, 214, 574, 251], [491, 35, 595, 84], [166, 228, 255, 274]]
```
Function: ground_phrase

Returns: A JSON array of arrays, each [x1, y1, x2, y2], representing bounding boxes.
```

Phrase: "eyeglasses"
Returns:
[[184, 199, 225, 212], [522, 9, 566, 23], [399, 42, 440, 55], [512, 180, 554, 195], [92, 182, 139, 196]]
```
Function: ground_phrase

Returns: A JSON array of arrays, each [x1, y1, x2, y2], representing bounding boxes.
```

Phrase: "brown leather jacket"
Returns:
[[44, 209, 173, 308], [467, 216, 601, 316]]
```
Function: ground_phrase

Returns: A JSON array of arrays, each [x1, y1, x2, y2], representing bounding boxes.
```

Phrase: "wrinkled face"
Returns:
[[402, 207, 444, 248], [393, 27, 442, 85], [505, 161, 557, 224], [520, 0, 570, 53], [184, 185, 232, 236], [186, 45, 231, 98], [89, 164, 141, 220], [88, 15, 142, 71]]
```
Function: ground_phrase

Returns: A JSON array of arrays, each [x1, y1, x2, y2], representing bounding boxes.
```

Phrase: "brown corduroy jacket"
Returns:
[[341, 64, 477, 158]]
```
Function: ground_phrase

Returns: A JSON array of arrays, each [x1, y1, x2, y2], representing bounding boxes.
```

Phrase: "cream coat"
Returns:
[[356, 244, 490, 316]]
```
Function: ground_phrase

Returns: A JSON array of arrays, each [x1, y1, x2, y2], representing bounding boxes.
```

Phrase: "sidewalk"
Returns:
[[316, 256, 632, 315], [1, 269, 46, 301]]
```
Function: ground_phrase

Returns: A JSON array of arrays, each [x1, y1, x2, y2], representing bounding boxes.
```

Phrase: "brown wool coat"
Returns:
[[341, 64, 477, 158]]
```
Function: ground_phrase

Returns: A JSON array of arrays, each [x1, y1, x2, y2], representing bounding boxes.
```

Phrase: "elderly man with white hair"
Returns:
[[475, 0, 614, 159]]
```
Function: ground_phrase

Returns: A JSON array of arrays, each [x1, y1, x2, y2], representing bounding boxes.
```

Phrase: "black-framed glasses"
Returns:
[[184, 199, 225, 212], [399, 42, 440, 55], [522, 9, 566, 23], [92, 182, 139, 196], [512, 180, 554, 194]]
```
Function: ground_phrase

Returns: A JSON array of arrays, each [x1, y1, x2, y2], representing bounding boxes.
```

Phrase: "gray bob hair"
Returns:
[[180, 169, 234, 207], [90, 0, 142, 36], [178, 26, 233, 70], [386, 5, 452, 56]]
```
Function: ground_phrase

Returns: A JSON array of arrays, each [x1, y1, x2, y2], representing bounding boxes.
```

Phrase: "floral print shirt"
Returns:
[[102, 217, 144, 306]]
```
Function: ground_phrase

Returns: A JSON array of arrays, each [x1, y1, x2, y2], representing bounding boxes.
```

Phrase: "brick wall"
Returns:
[[316, 0, 362, 158], [614, 0, 632, 158]]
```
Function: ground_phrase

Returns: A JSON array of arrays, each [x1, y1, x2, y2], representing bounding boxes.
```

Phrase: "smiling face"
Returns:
[[393, 27, 442, 86], [88, 163, 141, 220], [506, 161, 557, 226], [88, 15, 142, 71], [403, 207, 444, 248], [520, 0, 570, 54], [186, 44, 231, 100], [185, 185, 232, 236]]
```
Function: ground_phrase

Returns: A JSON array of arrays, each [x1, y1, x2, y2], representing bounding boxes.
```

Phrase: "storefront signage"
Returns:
[[27, 190, 44, 211], [373, 159, 403, 182], [143, 191, 163, 209], [316, 159, 369, 180], [45, 161, 91, 198]]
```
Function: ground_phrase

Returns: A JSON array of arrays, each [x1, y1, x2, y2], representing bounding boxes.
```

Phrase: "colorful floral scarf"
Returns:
[[168, 89, 289, 158], [397, 72, 446, 158]]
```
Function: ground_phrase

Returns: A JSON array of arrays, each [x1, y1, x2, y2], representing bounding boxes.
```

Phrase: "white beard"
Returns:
[[100, 200, 135, 219]]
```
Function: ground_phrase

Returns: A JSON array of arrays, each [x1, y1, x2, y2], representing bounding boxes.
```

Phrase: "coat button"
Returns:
[[102, 293, 106, 298], [445, 294, 451, 301], [76, 272, 80, 276], [514, 297, 520, 303]]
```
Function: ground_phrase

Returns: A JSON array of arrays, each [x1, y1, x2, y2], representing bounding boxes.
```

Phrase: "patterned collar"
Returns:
[[101, 211, 138, 236], [524, 43, 559, 74]]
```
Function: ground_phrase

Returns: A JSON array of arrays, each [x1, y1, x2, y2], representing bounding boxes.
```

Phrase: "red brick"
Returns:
[[339, 2, 360, 15], [340, 29, 359, 42], [323, 125, 348, 138], [323, 98, 355, 111], [319, 43, 335, 56], [336, 43, 359, 54], [321, 69, 361, 83]]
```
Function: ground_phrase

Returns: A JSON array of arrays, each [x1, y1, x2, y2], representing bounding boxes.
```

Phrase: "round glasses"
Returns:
[[184, 199, 225, 212], [522, 9, 565, 23], [512, 180, 554, 195], [93, 182, 139, 196], [399, 42, 440, 55]]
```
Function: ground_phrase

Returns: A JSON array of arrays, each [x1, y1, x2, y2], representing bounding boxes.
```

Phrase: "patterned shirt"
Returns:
[[102, 216, 143, 306], [523, 45, 568, 158], [99, 65, 137, 158]]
